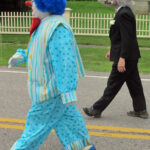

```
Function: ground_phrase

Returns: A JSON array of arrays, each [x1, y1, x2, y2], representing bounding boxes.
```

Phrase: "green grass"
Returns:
[[80, 47, 112, 72], [0, 44, 26, 65], [1, 43, 150, 73], [137, 38, 150, 48], [1, 34, 30, 44], [0, 0, 149, 73], [76, 36, 150, 48], [76, 35, 111, 46], [67, 1, 115, 13], [80, 47, 150, 73], [138, 50, 150, 73], [1, 34, 150, 48]]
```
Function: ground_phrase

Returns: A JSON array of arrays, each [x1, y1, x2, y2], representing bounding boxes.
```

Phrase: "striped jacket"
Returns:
[[13, 15, 85, 104]]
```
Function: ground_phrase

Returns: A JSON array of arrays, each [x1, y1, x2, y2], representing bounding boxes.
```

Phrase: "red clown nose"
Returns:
[[25, 1, 32, 7]]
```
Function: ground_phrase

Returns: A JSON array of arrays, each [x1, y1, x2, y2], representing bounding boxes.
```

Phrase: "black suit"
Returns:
[[109, 6, 140, 62], [93, 6, 147, 112]]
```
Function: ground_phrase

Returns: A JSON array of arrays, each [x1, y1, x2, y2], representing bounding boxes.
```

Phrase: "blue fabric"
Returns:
[[16, 49, 27, 61], [89, 144, 96, 150], [10, 49, 27, 66], [26, 16, 85, 104], [11, 96, 92, 150], [12, 16, 85, 104], [49, 25, 78, 94], [10, 16, 92, 150]]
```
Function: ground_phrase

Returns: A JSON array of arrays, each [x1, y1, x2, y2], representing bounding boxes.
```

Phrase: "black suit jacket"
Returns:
[[109, 6, 141, 62]]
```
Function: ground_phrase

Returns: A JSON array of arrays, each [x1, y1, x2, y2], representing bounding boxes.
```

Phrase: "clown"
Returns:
[[8, 0, 96, 150]]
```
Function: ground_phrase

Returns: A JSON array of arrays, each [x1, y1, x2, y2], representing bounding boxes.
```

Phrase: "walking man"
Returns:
[[83, 0, 149, 119]]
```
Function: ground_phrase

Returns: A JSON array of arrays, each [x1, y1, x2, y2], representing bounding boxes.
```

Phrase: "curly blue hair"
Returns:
[[34, 0, 67, 15]]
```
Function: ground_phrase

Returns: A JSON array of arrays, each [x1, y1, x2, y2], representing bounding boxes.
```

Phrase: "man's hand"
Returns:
[[117, 57, 126, 72], [106, 50, 110, 60]]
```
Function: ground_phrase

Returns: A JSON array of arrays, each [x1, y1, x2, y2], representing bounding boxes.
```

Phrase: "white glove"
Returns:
[[8, 57, 17, 68], [8, 52, 21, 68]]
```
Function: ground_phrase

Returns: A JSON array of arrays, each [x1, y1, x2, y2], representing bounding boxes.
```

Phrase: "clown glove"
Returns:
[[8, 57, 16, 68], [8, 52, 22, 68]]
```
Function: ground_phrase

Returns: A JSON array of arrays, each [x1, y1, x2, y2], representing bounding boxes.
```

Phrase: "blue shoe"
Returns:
[[83, 144, 96, 150]]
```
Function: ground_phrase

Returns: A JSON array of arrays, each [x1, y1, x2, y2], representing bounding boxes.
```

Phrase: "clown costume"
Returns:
[[8, 0, 96, 150]]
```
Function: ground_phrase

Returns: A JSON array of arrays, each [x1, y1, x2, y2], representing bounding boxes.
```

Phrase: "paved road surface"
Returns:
[[0, 66, 150, 150]]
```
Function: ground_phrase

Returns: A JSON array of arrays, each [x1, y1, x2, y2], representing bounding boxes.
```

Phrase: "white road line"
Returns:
[[1, 70, 150, 82], [85, 75, 108, 79], [85, 75, 150, 82], [0, 70, 27, 74]]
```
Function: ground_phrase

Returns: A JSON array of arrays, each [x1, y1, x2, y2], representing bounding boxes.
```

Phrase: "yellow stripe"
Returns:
[[0, 118, 26, 124], [89, 131, 150, 140], [0, 123, 55, 132], [0, 123, 150, 140], [1, 118, 150, 134], [0, 124, 25, 130], [86, 125, 150, 134]]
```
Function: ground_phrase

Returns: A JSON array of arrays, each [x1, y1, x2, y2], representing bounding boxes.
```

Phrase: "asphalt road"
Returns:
[[0, 66, 150, 150]]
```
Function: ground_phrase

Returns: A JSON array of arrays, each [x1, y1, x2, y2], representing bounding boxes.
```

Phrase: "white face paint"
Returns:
[[32, 1, 50, 20]]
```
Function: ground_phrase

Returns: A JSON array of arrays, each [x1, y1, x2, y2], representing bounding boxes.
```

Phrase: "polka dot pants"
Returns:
[[10, 96, 92, 150]]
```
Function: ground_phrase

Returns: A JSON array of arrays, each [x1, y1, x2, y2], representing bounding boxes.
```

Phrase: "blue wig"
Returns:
[[34, 0, 67, 15]]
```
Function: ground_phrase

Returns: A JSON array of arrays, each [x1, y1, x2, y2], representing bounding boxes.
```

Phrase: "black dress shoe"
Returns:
[[127, 110, 149, 119], [83, 106, 101, 118]]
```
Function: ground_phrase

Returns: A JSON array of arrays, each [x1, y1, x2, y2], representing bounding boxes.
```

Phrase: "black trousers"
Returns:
[[93, 60, 146, 112]]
